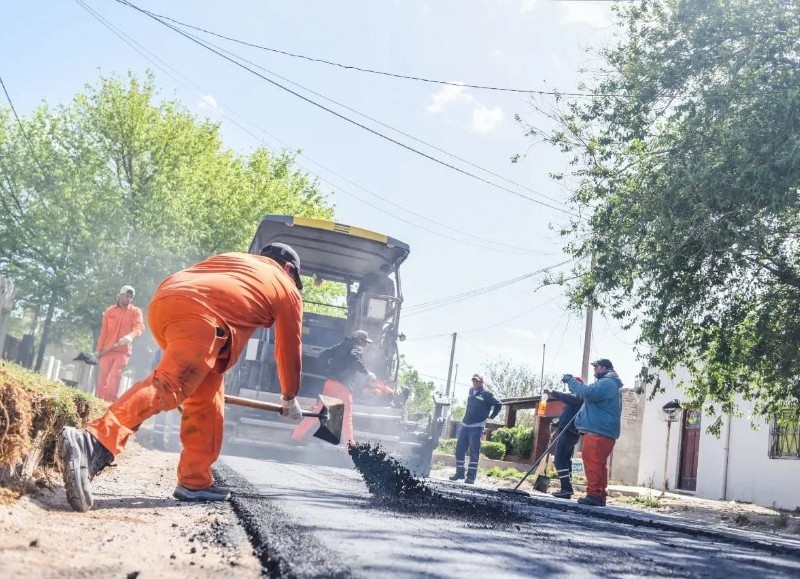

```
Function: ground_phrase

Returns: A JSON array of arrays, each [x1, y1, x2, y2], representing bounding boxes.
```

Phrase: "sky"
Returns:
[[2, 0, 640, 400]]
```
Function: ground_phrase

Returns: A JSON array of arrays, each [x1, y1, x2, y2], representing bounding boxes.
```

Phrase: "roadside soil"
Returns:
[[0, 442, 262, 578], [429, 462, 800, 538]]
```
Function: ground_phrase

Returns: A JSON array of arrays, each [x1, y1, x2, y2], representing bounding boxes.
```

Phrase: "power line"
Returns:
[[113, 0, 574, 215], [142, 7, 618, 99], [0, 74, 49, 179], [75, 0, 559, 256], [404, 259, 573, 317]]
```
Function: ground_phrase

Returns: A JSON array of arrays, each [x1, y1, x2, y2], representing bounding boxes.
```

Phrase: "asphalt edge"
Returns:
[[214, 463, 352, 579], [435, 481, 800, 559]]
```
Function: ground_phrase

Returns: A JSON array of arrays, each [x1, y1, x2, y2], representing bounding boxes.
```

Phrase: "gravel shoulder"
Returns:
[[0, 442, 262, 578]]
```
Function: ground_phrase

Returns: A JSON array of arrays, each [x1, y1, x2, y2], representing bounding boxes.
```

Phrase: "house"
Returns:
[[638, 367, 800, 509]]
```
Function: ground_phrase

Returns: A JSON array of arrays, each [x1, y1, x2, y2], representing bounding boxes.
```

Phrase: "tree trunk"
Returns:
[[34, 298, 56, 372]]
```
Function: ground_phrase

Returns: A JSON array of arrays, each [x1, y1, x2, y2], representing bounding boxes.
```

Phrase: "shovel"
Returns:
[[224, 394, 344, 445]]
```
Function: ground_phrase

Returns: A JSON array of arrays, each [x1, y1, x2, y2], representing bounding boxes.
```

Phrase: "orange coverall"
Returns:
[[85, 253, 303, 490], [95, 303, 144, 401]]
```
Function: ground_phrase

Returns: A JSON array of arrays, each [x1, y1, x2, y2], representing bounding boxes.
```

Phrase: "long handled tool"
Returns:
[[497, 413, 579, 497], [224, 394, 344, 446]]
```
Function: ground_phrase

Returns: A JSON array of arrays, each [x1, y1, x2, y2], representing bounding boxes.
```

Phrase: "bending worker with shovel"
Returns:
[[59, 243, 307, 512]]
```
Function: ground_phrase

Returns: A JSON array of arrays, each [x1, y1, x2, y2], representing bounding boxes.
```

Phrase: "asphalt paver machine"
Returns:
[[223, 215, 448, 475]]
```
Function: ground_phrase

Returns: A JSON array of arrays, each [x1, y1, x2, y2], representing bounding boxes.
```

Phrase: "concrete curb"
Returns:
[[431, 479, 800, 558]]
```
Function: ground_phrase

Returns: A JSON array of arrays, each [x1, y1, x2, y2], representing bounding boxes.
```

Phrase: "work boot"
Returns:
[[59, 426, 114, 512], [449, 472, 465, 481], [577, 494, 606, 507], [464, 478, 475, 485], [551, 490, 572, 499], [173, 484, 232, 502]]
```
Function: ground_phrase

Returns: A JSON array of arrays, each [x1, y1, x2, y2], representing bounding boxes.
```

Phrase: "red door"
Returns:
[[678, 408, 701, 491]]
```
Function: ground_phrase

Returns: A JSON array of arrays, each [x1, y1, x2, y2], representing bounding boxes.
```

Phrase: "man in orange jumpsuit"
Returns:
[[292, 330, 376, 447], [59, 243, 305, 512], [94, 285, 144, 402]]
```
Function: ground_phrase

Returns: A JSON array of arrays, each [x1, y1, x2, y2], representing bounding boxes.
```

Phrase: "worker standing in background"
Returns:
[[59, 243, 305, 513], [94, 285, 144, 402], [450, 374, 502, 485], [292, 329, 377, 447]]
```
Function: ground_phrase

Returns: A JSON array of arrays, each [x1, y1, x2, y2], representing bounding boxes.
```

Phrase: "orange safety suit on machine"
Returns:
[[85, 253, 303, 491], [95, 301, 144, 402]]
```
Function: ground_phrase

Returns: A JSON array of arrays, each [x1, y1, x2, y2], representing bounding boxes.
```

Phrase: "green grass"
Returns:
[[483, 466, 524, 480]]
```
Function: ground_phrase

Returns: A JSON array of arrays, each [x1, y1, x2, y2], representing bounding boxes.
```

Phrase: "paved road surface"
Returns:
[[220, 455, 800, 578]]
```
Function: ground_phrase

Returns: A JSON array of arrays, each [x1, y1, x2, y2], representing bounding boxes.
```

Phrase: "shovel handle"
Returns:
[[223, 394, 323, 418]]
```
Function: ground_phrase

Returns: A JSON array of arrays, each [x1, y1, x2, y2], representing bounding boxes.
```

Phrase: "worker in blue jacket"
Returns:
[[544, 379, 584, 499], [450, 374, 502, 484], [562, 359, 623, 506]]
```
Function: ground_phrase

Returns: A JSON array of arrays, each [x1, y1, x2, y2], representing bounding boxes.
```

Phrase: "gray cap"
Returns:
[[119, 285, 135, 297], [352, 330, 373, 343]]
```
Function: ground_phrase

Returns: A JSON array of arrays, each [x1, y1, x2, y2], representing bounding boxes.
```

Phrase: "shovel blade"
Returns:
[[534, 474, 550, 494], [312, 395, 344, 446]]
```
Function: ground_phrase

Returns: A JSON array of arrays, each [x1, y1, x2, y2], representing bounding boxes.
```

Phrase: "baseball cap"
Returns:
[[471, 373, 484, 383], [352, 330, 373, 343], [591, 358, 614, 369], [119, 285, 135, 297], [261, 242, 303, 290]]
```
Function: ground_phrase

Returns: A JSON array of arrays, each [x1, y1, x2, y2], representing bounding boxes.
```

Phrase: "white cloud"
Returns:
[[470, 105, 504, 134], [425, 83, 472, 113], [198, 94, 219, 110], [561, 2, 611, 28]]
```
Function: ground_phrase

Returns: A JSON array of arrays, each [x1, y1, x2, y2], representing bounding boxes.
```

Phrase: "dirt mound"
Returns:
[[0, 362, 105, 491], [348, 441, 527, 523]]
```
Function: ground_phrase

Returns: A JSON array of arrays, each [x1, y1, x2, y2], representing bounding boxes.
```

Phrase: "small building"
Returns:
[[638, 367, 800, 510]]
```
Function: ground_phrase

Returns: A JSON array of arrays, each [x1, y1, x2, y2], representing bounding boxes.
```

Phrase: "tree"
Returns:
[[0, 72, 334, 365], [398, 357, 437, 415], [482, 357, 557, 400], [522, 0, 800, 426]]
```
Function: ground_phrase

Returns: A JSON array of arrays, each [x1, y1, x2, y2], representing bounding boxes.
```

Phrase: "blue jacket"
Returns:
[[565, 371, 623, 439], [549, 390, 583, 435], [462, 387, 502, 425]]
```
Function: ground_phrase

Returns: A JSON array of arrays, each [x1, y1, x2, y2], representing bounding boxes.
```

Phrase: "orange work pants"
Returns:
[[292, 379, 353, 446], [86, 295, 230, 490], [96, 352, 129, 402], [582, 433, 616, 499]]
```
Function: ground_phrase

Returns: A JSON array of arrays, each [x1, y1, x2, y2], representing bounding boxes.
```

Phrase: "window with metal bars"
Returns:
[[769, 409, 800, 459]]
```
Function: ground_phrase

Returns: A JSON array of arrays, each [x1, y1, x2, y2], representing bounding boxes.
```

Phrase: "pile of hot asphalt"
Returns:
[[348, 442, 527, 524]]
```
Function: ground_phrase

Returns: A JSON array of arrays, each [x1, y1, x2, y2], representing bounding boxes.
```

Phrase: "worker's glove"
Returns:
[[280, 396, 303, 421], [561, 374, 573, 383], [367, 371, 377, 382], [118, 335, 133, 346]]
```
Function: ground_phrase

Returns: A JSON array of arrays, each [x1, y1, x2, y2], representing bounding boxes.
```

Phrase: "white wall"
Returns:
[[638, 370, 800, 510]]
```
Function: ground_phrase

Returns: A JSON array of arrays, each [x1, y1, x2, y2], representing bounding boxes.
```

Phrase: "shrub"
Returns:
[[490, 426, 534, 457], [490, 428, 514, 452], [436, 438, 457, 455], [480, 441, 506, 460], [510, 426, 534, 458]]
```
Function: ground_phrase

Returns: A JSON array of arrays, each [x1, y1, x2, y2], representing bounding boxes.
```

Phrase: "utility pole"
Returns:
[[452, 364, 459, 399], [581, 254, 596, 383], [540, 343, 546, 392], [445, 332, 458, 398], [580, 304, 594, 383]]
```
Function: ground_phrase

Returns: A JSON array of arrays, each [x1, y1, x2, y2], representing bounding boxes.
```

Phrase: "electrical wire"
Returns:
[[74, 0, 556, 256], [112, 0, 575, 215], [0, 75, 49, 179], [404, 259, 573, 316], [142, 7, 620, 99]]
